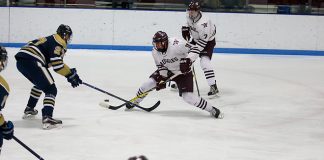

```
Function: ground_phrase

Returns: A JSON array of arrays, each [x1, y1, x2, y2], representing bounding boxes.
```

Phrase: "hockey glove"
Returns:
[[66, 68, 82, 88], [1, 121, 14, 140], [182, 26, 191, 41], [180, 58, 192, 74], [128, 155, 148, 160], [155, 75, 168, 91]]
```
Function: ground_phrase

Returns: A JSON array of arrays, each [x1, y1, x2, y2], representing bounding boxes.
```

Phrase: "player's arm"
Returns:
[[186, 43, 200, 62], [152, 50, 168, 78], [50, 46, 82, 88], [0, 89, 14, 140], [152, 51, 168, 91], [0, 80, 9, 126], [50, 46, 71, 76], [179, 42, 200, 74]]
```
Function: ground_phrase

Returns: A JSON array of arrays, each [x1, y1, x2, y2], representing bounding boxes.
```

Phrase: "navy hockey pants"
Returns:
[[16, 59, 57, 117]]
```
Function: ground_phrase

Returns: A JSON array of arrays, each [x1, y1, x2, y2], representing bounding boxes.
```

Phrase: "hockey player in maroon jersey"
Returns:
[[126, 31, 223, 119], [181, 0, 219, 98]]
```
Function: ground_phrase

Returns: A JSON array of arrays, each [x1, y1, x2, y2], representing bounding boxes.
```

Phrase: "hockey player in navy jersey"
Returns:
[[180, 0, 219, 98], [0, 46, 14, 154], [15, 24, 82, 129], [126, 31, 223, 119]]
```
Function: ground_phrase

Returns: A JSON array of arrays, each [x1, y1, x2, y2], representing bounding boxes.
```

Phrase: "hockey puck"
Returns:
[[104, 99, 109, 102]]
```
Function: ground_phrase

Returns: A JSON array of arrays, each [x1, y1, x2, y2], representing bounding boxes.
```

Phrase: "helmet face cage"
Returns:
[[0, 47, 8, 72], [187, 0, 201, 20], [57, 24, 73, 44], [152, 31, 168, 53]]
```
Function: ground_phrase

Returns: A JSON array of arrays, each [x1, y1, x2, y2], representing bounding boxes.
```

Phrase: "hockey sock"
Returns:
[[27, 86, 42, 108], [200, 56, 216, 86], [182, 92, 213, 112], [42, 94, 55, 117], [134, 78, 156, 103]]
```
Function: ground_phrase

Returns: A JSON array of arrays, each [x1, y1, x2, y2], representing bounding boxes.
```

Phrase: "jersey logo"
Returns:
[[54, 46, 62, 55], [201, 23, 208, 28], [161, 57, 179, 65], [190, 26, 197, 32]]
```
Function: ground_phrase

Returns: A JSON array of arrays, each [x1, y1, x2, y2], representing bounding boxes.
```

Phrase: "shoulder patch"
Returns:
[[201, 23, 208, 28], [54, 46, 62, 55]]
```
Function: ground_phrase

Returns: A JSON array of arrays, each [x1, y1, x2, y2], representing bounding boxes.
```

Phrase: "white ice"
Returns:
[[1, 48, 324, 160]]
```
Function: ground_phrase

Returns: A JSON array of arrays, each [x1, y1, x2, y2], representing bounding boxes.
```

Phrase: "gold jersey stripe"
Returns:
[[0, 75, 10, 93], [55, 64, 71, 77]]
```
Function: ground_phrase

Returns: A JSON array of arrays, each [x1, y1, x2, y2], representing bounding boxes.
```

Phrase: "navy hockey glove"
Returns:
[[156, 75, 168, 91], [1, 121, 14, 140], [180, 58, 192, 74], [182, 26, 191, 41], [66, 68, 82, 88]]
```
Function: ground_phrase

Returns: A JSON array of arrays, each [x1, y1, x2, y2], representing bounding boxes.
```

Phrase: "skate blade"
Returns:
[[22, 114, 36, 119], [42, 123, 63, 130], [207, 94, 220, 99], [217, 113, 224, 119]]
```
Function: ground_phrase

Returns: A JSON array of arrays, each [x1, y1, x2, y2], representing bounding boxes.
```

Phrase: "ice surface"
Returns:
[[1, 48, 324, 160]]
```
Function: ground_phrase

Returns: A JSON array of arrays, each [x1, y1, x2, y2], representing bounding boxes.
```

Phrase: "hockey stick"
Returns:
[[184, 35, 200, 96], [192, 66, 200, 96], [13, 136, 45, 160], [106, 73, 181, 110], [83, 82, 160, 112]]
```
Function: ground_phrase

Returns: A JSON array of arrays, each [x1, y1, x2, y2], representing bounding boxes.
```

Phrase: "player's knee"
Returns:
[[182, 92, 192, 103], [43, 84, 57, 96]]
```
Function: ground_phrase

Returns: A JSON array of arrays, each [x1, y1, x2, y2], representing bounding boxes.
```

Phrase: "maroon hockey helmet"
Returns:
[[188, 0, 201, 11], [152, 31, 168, 53], [187, 0, 201, 20]]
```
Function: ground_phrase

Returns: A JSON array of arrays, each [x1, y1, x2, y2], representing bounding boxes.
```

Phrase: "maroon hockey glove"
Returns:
[[182, 26, 191, 41], [156, 75, 168, 91], [180, 58, 192, 74]]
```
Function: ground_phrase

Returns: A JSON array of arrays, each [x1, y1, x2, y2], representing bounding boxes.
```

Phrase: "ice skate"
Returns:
[[42, 116, 62, 129], [210, 107, 224, 119], [22, 107, 38, 119], [207, 83, 219, 98]]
